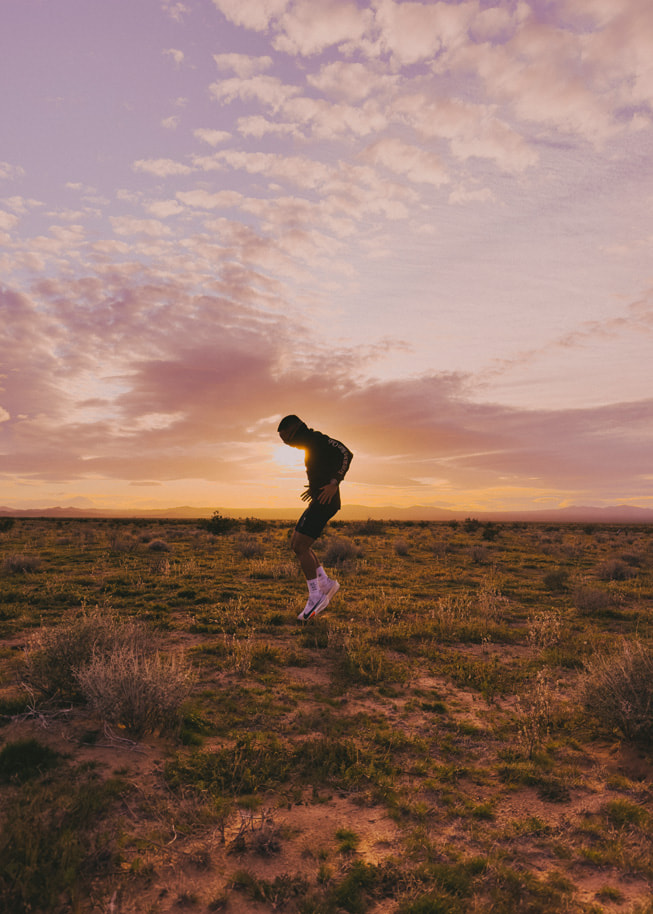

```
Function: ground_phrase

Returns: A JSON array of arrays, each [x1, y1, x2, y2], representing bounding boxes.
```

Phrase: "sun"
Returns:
[[272, 444, 305, 470]]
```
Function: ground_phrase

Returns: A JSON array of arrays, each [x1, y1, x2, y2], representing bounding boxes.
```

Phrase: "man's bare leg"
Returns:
[[291, 531, 319, 580]]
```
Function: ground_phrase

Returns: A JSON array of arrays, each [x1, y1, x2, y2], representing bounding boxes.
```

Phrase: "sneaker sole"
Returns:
[[310, 582, 339, 619], [299, 591, 330, 622]]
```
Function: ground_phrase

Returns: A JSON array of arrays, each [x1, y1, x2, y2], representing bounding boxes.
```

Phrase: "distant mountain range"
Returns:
[[1, 504, 652, 523]]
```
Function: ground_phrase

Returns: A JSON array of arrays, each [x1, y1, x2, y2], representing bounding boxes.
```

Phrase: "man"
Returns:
[[277, 415, 353, 621]]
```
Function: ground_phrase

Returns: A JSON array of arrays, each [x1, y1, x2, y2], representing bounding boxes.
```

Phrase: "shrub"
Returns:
[[2, 553, 41, 574], [394, 537, 410, 556], [543, 569, 569, 592], [236, 534, 264, 558], [0, 516, 15, 532], [0, 738, 62, 783], [76, 646, 194, 736], [0, 770, 124, 912], [597, 559, 636, 582], [206, 511, 239, 535], [463, 517, 481, 533], [243, 517, 268, 532], [527, 610, 562, 650], [322, 536, 363, 567], [573, 586, 614, 616], [354, 518, 385, 536], [24, 607, 152, 701], [147, 538, 171, 552], [581, 639, 653, 743]]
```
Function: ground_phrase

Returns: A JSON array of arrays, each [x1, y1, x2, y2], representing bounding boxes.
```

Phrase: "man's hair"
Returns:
[[278, 415, 302, 433]]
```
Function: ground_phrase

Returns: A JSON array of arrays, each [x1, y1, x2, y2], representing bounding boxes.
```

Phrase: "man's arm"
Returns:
[[317, 438, 353, 504]]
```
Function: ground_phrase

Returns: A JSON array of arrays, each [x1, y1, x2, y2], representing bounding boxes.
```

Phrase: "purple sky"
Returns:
[[1, 0, 652, 512]]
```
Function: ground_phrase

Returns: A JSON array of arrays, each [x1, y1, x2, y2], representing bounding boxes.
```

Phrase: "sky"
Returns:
[[1, 0, 652, 514]]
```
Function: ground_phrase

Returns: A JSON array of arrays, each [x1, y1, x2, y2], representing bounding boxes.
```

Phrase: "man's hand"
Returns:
[[318, 481, 338, 504]]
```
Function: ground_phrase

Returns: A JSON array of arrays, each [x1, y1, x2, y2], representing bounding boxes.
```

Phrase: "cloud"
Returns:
[[213, 53, 273, 77], [0, 161, 25, 182], [193, 128, 231, 146], [3, 270, 651, 508], [176, 189, 243, 209], [392, 93, 538, 172], [146, 199, 184, 218], [211, 0, 289, 31], [133, 158, 193, 177], [307, 61, 396, 102], [110, 216, 172, 238], [209, 75, 300, 111], [0, 210, 19, 231], [361, 137, 449, 186], [163, 48, 184, 67], [273, 0, 373, 56], [161, 1, 190, 21], [373, 0, 477, 66], [161, 115, 180, 129]]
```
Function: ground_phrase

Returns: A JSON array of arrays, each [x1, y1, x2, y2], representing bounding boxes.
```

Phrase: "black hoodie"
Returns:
[[289, 421, 353, 501]]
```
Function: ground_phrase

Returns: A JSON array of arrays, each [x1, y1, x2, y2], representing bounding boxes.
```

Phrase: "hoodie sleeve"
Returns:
[[326, 437, 353, 482]]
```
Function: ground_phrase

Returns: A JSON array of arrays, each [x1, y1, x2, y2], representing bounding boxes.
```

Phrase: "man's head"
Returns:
[[278, 414, 303, 444]]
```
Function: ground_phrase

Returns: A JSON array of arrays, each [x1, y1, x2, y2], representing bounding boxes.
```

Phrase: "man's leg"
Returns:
[[290, 530, 319, 580], [291, 531, 327, 619]]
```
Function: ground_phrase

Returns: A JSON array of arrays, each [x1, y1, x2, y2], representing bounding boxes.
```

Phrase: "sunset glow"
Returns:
[[1, 0, 652, 514]]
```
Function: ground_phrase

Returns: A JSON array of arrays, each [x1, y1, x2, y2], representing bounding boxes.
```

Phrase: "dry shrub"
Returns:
[[432, 594, 474, 626], [322, 536, 363, 567], [24, 607, 193, 736], [573, 586, 615, 616], [527, 610, 563, 650], [2, 554, 42, 574], [477, 579, 509, 620], [76, 647, 193, 737], [236, 535, 264, 558], [515, 670, 556, 758], [147, 538, 171, 553], [393, 537, 410, 556], [597, 559, 636, 582], [24, 606, 151, 701], [581, 639, 653, 743]]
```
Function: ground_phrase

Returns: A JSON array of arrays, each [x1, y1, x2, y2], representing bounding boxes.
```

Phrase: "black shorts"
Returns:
[[295, 497, 340, 539]]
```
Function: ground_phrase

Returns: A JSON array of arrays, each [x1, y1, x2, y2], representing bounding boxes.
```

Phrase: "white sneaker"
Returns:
[[297, 591, 329, 621], [320, 577, 340, 603]]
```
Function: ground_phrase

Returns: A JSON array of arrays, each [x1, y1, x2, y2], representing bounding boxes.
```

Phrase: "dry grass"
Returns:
[[1, 517, 652, 914]]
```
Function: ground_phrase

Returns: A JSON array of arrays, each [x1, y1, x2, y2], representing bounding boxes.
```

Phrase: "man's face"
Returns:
[[279, 424, 299, 445]]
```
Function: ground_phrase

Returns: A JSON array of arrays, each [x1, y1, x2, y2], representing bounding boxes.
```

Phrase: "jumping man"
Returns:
[[277, 415, 353, 621]]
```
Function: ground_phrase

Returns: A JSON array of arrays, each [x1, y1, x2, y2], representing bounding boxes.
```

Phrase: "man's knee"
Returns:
[[291, 532, 313, 557]]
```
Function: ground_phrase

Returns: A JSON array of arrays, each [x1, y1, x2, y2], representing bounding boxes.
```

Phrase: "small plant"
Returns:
[[581, 639, 653, 743], [335, 827, 360, 854], [147, 538, 171, 552], [543, 568, 569, 592], [463, 517, 481, 532], [235, 534, 264, 558], [394, 537, 410, 556], [76, 646, 194, 736], [515, 671, 555, 759], [354, 518, 385, 535], [0, 738, 62, 783], [2, 553, 41, 574], [24, 606, 153, 701], [597, 558, 636, 582], [322, 536, 363, 566], [206, 511, 239, 535], [527, 610, 562, 650], [573, 586, 615, 616]]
